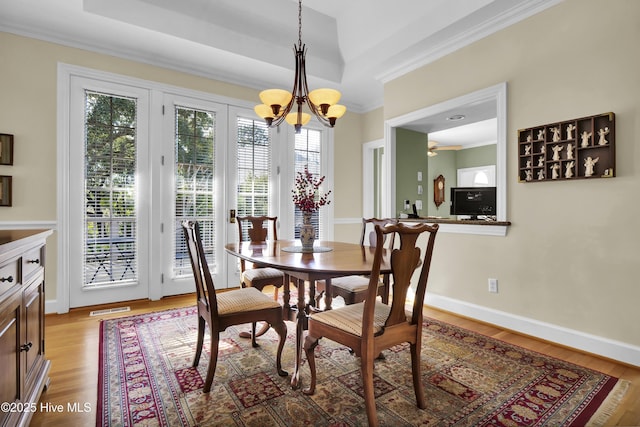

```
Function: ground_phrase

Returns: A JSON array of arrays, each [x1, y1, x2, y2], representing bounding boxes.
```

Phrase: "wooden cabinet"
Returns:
[[518, 112, 615, 182], [0, 229, 52, 427]]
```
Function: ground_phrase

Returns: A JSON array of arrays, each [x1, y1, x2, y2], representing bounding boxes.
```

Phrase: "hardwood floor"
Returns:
[[31, 293, 640, 426]]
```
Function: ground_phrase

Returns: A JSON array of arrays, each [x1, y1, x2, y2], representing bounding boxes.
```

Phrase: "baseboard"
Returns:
[[45, 299, 59, 314], [426, 293, 640, 367], [45, 291, 640, 366]]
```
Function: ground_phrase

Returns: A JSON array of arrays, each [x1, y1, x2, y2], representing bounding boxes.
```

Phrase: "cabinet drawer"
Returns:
[[0, 259, 19, 297], [22, 246, 43, 280]]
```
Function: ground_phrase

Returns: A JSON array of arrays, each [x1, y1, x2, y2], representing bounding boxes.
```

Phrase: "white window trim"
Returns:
[[57, 63, 336, 312], [275, 119, 334, 241], [56, 63, 257, 313], [383, 82, 508, 236]]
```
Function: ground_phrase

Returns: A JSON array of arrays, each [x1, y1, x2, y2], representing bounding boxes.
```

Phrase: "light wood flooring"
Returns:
[[30, 292, 640, 426]]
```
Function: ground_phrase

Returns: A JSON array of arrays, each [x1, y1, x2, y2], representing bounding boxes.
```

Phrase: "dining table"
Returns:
[[225, 239, 392, 389]]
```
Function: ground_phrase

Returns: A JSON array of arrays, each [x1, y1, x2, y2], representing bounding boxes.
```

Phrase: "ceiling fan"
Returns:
[[427, 140, 463, 156]]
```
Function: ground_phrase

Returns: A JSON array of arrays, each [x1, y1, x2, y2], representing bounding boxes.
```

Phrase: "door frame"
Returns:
[[65, 72, 152, 309], [57, 63, 257, 313], [158, 94, 229, 297]]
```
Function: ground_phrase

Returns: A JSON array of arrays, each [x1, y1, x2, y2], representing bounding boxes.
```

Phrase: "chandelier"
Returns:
[[254, 0, 346, 133]]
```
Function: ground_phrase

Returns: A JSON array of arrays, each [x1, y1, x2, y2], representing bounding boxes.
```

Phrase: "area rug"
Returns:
[[97, 307, 628, 426]]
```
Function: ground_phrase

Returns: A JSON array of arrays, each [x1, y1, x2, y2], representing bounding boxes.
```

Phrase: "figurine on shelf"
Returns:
[[565, 161, 575, 178], [537, 170, 545, 180], [584, 156, 599, 177], [526, 134, 533, 142], [580, 130, 592, 147], [525, 159, 532, 168], [551, 163, 560, 179], [566, 143, 574, 160], [597, 127, 610, 145], [566, 124, 576, 140], [537, 129, 545, 140], [551, 127, 561, 142], [537, 156, 545, 167], [540, 145, 545, 154], [551, 144, 563, 161], [524, 144, 531, 155], [525, 170, 533, 181]]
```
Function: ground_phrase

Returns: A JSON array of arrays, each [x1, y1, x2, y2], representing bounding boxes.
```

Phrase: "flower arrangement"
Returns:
[[291, 166, 331, 213]]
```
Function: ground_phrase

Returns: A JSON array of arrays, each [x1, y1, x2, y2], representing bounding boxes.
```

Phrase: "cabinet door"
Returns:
[[0, 293, 22, 427], [23, 273, 45, 394]]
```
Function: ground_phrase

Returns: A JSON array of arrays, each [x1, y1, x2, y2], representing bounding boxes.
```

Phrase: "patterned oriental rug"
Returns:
[[97, 307, 628, 426]]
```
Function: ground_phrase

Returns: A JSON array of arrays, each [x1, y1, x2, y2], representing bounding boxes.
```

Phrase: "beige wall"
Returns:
[[2, 0, 637, 354], [0, 32, 364, 300], [382, 0, 640, 347]]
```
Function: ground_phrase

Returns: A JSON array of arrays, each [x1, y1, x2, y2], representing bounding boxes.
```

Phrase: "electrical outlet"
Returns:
[[488, 278, 498, 293]]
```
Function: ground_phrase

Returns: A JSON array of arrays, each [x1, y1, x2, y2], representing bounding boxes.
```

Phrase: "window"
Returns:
[[457, 165, 496, 187], [236, 116, 271, 240], [294, 128, 326, 238], [83, 91, 138, 287], [173, 106, 216, 277]]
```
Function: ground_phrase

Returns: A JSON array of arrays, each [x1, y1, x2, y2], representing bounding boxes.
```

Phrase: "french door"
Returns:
[[62, 66, 331, 310], [66, 77, 229, 307], [68, 77, 151, 308], [159, 95, 228, 296]]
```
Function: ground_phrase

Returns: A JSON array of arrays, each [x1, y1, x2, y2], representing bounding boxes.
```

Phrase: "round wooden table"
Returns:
[[225, 240, 391, 389]]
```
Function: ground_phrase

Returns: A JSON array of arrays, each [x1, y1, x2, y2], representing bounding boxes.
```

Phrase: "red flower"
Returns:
[[291, 166, 331, 213]]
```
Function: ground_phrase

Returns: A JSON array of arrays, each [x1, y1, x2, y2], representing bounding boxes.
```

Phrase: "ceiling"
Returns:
[[0, 0, 560, 119]]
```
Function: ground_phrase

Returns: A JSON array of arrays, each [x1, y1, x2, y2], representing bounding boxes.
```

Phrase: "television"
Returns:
[[450, 186, 496, 220]]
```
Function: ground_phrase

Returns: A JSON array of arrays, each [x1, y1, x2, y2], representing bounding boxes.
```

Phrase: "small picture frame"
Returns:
[[0, 176, 12, 206], [0, 134, 14, 166]]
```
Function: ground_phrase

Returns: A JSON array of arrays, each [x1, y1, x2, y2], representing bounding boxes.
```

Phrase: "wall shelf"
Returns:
[[518, 112, 615, 182]]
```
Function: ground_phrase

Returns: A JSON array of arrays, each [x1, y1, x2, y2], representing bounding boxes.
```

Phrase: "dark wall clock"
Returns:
[[434, 174, 445, 208]]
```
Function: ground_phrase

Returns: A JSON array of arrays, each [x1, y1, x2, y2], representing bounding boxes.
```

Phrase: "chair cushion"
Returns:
[[242, 267, 284, 285], [309, 301, 395, 336], [318, 275, 382, 293], [217, 287, 281, 315]]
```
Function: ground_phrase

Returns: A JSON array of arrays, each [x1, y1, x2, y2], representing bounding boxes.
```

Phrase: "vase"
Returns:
[[299, 212, 316, 252]]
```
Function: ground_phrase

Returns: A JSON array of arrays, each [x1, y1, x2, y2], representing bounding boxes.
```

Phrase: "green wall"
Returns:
[[395, 128, 428, 216], [456, 144, 496, 169], [426, 151, 456, 217], [396, 128, 497, 218]]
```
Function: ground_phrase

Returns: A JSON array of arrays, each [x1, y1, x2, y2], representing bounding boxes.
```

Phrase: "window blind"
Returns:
[[173, 106, 216, 277], [236, 116, 271, 240], [83, 91, 138, 287], [294, 128, 324, 239]]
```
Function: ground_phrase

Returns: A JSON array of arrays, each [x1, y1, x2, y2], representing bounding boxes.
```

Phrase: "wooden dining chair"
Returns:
[[182, 220, 288, 393], [315, 218, 398, 307], [236, 215, 286, 346], [303, 222, 439, 426]]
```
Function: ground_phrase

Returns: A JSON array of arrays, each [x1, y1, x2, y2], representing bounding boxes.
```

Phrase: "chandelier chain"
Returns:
[[298, 0, 302, 47]]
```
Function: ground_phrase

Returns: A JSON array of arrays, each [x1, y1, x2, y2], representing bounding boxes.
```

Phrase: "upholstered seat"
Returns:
[[307, 301, 395, 336], [216, 287, 283, 315], [303, 222, 439, 426], [315, 218, 397, 307], [241, 266, 284, 286], [182, 220, 288, 393]]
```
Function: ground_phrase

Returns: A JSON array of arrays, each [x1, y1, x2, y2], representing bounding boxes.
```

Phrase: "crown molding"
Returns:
[[376, 0, 564, 84]]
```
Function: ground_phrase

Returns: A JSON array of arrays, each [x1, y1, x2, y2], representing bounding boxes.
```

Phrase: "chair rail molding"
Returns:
[[0, 221, 57, 230]]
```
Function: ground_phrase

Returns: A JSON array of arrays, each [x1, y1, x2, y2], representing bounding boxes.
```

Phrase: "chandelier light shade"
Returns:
[[286, 112, 311, 127], [254, 0, 346, 133]]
